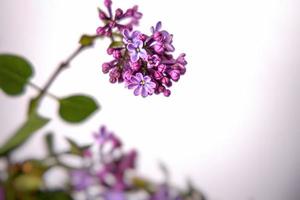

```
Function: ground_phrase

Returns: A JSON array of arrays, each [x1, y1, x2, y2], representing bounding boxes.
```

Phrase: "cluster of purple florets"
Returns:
[[69, 126, 201, 200], [71, 126, 137, 193], [97, 0, 187, 97]]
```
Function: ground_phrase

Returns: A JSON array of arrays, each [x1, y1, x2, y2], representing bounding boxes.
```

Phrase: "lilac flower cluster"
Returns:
[[97, 0, 187, 97], [69, 126, 204, 200], [70, 126, 137, 196], [94, 126, 137, 191]]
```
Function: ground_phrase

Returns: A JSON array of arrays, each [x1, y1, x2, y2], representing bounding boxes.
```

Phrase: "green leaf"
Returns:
[[132, 177, 151, 190], [109, 41, 124, 48], [36, 190, 73, 200], [28, 96, 40, 116], [66, 137, 91, 156], [0, 54, 34, 95], [59, 95, 99, 123], [0, 113, 50, 156], [79, 34, 100, 47], [66, 137, 81, 155]]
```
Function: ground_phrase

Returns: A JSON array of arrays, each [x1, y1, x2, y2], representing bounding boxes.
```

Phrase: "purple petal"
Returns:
[[141, 87, 148, 97], [130, 75, 140, 83], [135, 40, 143, 48], [156, 21, 162, 31], [135, 73, 144, 81], [134, 86, 142, 96], [132, 31, 140, 38], [127, 83, 139, 89], [165, 44, 175, 52], [104, 191, 126, 200], [139, 49, 148, 59], [127, 43, 136, 52], [151, 26, 155, 33], [130, 53, 139, 62], [168, 34, 173, 42], [145, 85, 154, 94], [123, 29, 130, 38], [161, 30, 169, 38], [147, 81, 156, 89], [144, 76, 151, 83]]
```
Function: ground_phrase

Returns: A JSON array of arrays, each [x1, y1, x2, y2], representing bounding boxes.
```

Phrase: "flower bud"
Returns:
[[115, 8, 123, 19], [113, 49, 122, 59], [104, 0, 112, 8], [168, 70, 180, 81], [157, 64, 166, 73], [158, 85, 165, 93], [163, 89, 171, 97], [176, 53, 187, 65], [107, 48, 114, 55], [154, 71, 163, 80], [130, 61, 141, 71], [153, 32, 163, 41], [98, 9, 108, 20], [161, 77, 170, 85], [154, 43, 164, 54], [96, 26, 106, 36], [102, 63, 112, 74], [138, 34, 147, 42], [109, 68, 120, 83]]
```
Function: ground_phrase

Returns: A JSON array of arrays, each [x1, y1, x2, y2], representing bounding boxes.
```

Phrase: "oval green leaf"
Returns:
[[0, 113, 50, 156], [59, 95, 99, 123], [109, 41, 123, 48], [0, 54, 34, 95]]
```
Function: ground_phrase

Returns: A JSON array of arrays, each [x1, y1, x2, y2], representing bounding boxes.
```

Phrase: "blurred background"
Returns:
[[0, 0, 300, 199]]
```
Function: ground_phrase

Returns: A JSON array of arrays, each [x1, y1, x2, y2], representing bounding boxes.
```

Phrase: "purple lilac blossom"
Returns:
[[93, 127, 137, 190], [127, 40, 147, 62], [65, 124, 203, 200], [127, 73, 156, 97], [97, 0, 187, 97], [70, 169, 92, 191], [97, 149, 137, 190], [123, 29, 141, 44]]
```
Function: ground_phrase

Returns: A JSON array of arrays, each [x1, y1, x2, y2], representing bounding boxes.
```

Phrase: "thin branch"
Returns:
[[28, 82, 59, 100], [37, 45, 86, 101]]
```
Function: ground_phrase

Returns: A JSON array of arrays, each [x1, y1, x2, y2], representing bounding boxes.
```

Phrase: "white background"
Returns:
[[0, 0, 300, 199]]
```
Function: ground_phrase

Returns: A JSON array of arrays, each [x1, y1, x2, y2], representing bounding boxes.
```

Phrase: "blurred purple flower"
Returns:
[[150, 184, 182, 200], [119, 149, 137, 170], [97, 148, 137, 190], [83, 149, 93, 158], [104, 191, 126, 200], [94, 126, 122, 149], [70, 169, 92, 191], [127, 73, 156, 97], [0, 187, 4, 200], [94, 126, 110, 145]]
